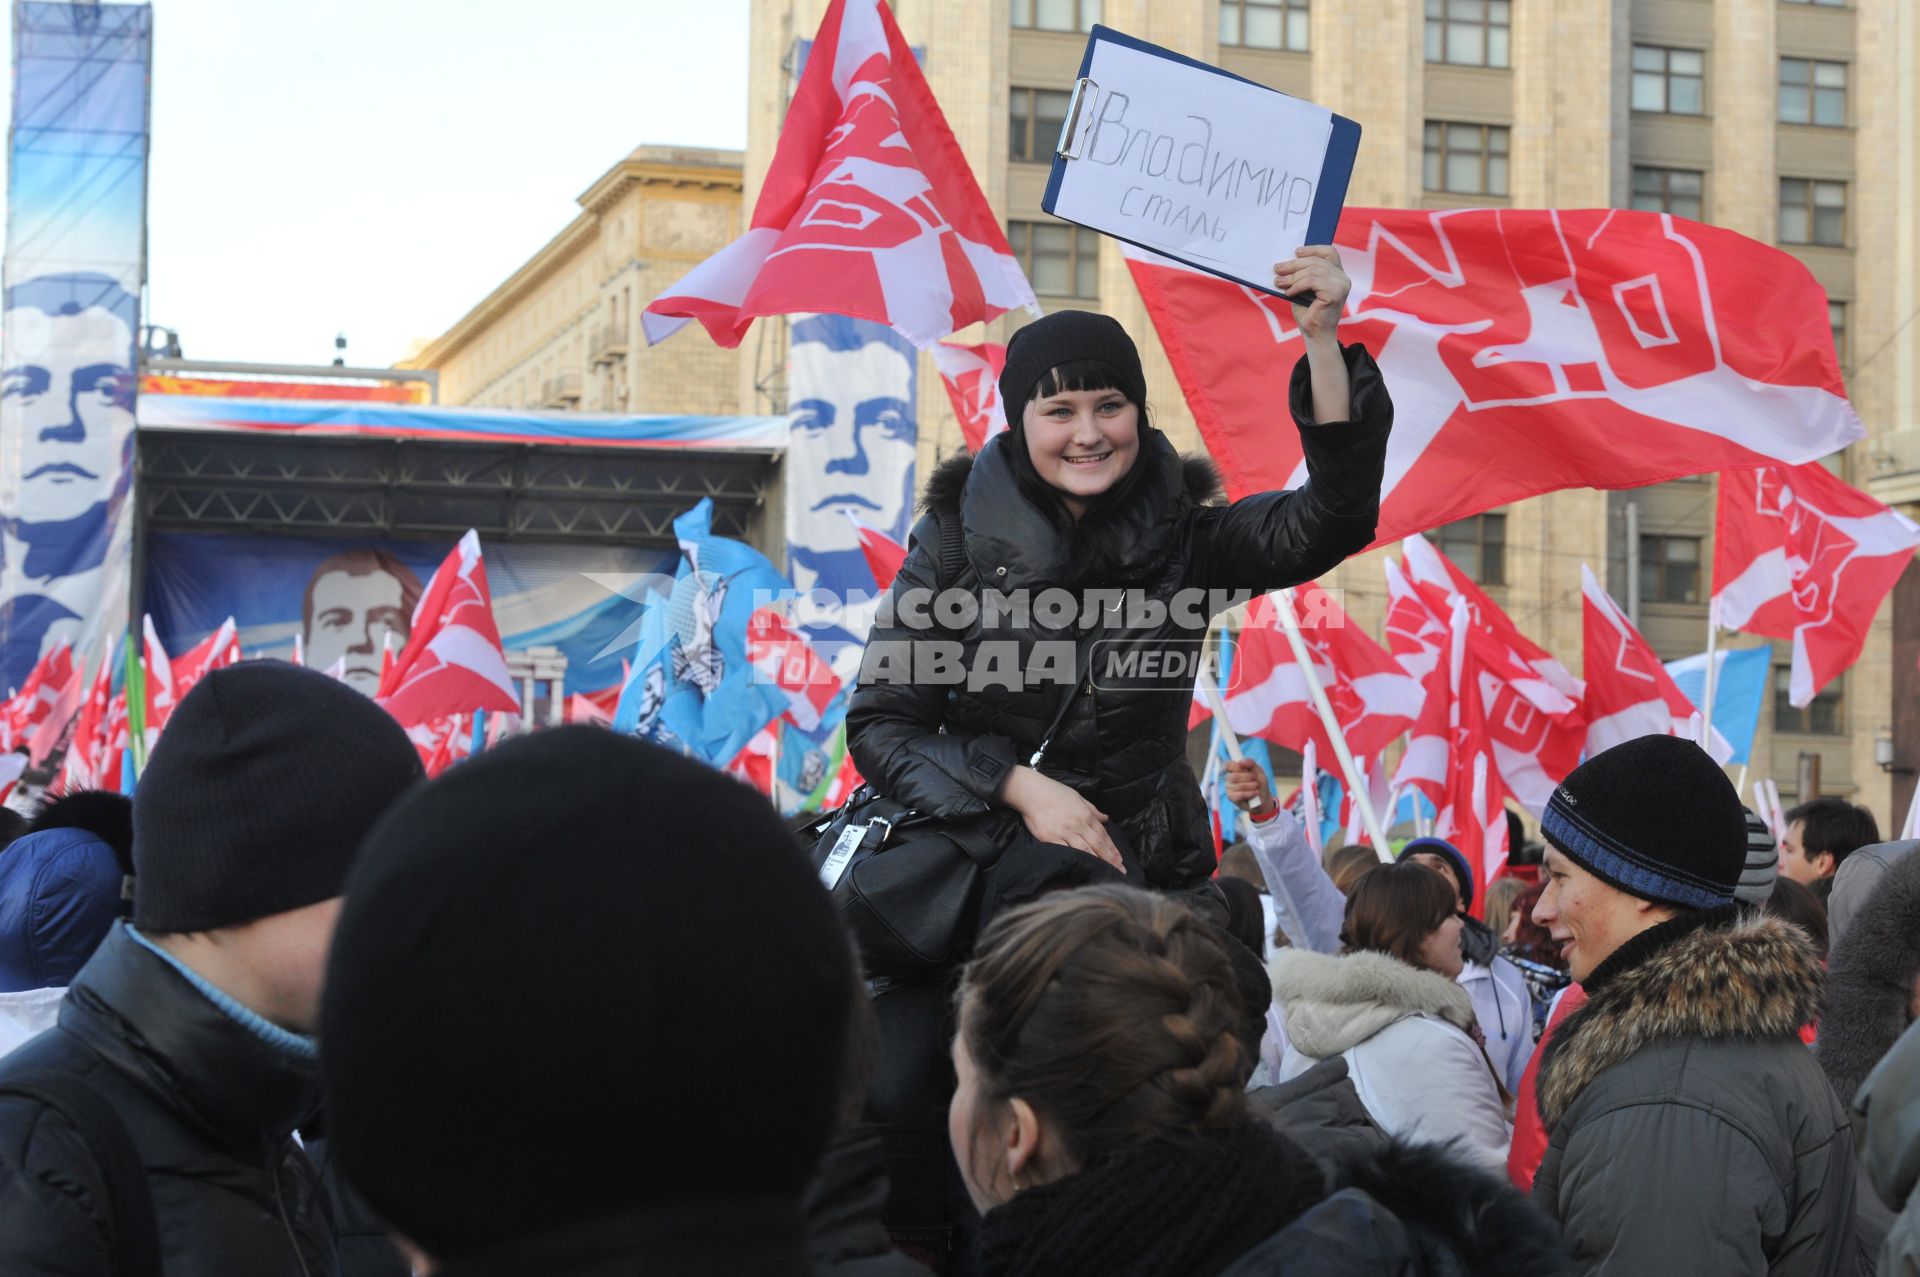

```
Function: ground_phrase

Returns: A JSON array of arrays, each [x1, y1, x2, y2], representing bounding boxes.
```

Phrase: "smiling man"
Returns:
[[1528, 734, 1858, 1275], [0, 273, 139, 688]]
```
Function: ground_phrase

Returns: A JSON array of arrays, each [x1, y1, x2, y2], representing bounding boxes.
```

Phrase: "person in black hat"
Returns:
[[319, 727, 857, 1274], [1527, 734, 1859, 1275], [844, 245, 1392, 1247], [0, 660, 423, 1276]]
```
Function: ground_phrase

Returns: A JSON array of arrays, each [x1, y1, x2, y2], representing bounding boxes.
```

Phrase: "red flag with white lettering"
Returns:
[[746, 606, 840, 733], [642, 0, 1035, 349], [2, 641, 72, 751], [1123, 209, 1862, 543], [377, 531, 520, 727], [171, 617, 239, 704], [1224, 586, 1421, 760], [1714, 463, 1920, 707], [1582, 566, 1731, 760], [1434, 598, 1513, 896], [932, 341, 1009, 452]]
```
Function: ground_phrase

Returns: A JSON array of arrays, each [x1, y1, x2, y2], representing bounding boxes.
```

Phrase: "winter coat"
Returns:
[[1533, 908, 1858, 1276], [0, 826, 123, 993], [847, 345, 1390, 893], [1856, 1017, 1920, 1276], [803, 1125, 933, 1276], [426, 1200, 819, 1277], [1270, 946, 1513, 1173], [1245, 1059, 1569, 1277], [1819, 840, 1920, 1109], [0, 922, 335, 1276], [1827, 839, 1920, 957]]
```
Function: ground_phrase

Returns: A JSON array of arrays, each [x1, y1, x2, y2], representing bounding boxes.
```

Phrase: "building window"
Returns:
[[1779, 178, 1847, 247], [1011, 0, 1100, 32], [1629, 166, 1704, 220], [1775, 666, 1844, 735], [1010, 87, 1072, 162], [1009, 220, 1099, 298], [1437, 513, 1506, 584], [1422, 122, 1509, 196], [1631, 45, 1705, 115], [1779, 58, 1848, 127], [1638, 535, 1702, 604], [1425, 0, 1510, 68], [1220, 0, 1309, 52], [1829, 299, 1848, 366]]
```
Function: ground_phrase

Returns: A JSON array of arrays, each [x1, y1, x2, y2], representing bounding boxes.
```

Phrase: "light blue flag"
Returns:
[[1665, 645, 1771, 766], [612, 499, 793, 766]]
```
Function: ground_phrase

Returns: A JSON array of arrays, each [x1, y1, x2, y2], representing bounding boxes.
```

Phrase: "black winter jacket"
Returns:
[[0, 923, 334, 1276], [847, 344, 1391, 891]]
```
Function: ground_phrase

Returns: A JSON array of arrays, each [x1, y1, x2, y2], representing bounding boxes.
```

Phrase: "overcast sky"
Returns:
[[2, 0, 752, 367]]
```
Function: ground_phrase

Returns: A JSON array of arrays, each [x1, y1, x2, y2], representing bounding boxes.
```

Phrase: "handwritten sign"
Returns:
[[1044, 27, 1358, 295]]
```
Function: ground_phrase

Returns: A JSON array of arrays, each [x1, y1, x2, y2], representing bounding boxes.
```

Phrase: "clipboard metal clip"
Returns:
[[1055, 77, 1098, 161]]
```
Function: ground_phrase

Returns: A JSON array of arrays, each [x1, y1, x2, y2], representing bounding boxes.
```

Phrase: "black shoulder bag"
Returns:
[[805, 510, 1090, 982]]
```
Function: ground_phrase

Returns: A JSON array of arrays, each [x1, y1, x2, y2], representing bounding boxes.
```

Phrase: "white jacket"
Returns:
[[0, 987, 64, 1059], [1270, 947, 1513, 1173], [1461, 953, 1534, 1093]]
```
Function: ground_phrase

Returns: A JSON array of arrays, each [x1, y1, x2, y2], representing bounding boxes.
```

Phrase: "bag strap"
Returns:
[[0, 1070, 163, 1276]]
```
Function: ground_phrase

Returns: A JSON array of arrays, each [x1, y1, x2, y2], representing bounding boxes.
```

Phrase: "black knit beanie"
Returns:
[[1540, 735, 1746, 910], [318, 727, 854, 1261], [133, 661, 422, 932], [999, 309, 1147, 422]]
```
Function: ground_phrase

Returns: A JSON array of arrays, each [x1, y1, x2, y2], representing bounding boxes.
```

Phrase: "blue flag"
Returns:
[[612, 499, 793, 765], [1665, 645, 1771, 766]]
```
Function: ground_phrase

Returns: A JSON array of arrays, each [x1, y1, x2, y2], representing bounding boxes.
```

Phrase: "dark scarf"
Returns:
[[973, 1121, 1324, 1277]]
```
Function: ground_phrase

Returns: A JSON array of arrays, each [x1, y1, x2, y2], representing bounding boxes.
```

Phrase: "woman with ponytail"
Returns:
[[951, 884, 1567, 1277]]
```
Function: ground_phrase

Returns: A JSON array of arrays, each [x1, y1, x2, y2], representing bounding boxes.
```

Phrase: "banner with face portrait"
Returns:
[[0, 3, 153, 692], [144, 532, 676, 700], [785, 314, 918, 683]]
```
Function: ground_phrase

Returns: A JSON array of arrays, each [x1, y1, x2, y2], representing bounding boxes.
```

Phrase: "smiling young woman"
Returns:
[[842, 244, 1395, 1252]]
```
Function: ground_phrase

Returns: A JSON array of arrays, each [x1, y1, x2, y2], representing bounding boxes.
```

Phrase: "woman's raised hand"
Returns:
[[1272, 244, 1351, 343], [1000, 766, 1127, 875]]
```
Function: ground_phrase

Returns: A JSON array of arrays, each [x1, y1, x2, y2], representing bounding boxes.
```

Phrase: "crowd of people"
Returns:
[[0, 249, 1912, 1274]]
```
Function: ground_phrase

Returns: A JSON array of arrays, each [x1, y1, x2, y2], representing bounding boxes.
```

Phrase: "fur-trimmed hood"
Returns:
[[1539, 911, 1824, 1128], [919, 445, 1224, 518], [1819, 843, 1920, 1106], [1268, 948, 1478, 1060]]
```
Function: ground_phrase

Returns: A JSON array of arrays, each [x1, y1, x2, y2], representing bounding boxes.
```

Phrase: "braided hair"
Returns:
[[956, 884, 1250, 1175]]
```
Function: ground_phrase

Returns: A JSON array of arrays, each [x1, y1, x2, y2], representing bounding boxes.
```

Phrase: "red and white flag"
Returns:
[[747, 606, 840, 732], [642, 0, 1035, 349], [141, 616, 177, 744], [1433, 598, 1514, 897], [28, 652, 88, 769], [1123, 209, 1863, 543], [406, 714, 475, 779], [844, 511, 908, 590], [60, 658, 114, 791], [1714, 462, 1920, 706], [172, 617, 239, 703], [2, 641, 73, 751], [1581, 566, 1731, 761], [1384, 559, 1450, 800], [1395, 536, 1584, 812], [931, 340, 1009, 451], [1223, 586, 1421, 761], [377, 530, 520, 727]]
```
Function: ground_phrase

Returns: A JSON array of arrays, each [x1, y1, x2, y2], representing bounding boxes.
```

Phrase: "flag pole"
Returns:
[[1902, 779, 1920, 841], [1699, 612, 1721, 752], [1273, 587, 1392, 856]]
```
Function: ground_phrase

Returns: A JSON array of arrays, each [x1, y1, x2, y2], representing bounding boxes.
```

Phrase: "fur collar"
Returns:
[[919, 447, 1224, 518], [1538, 911, 1824, 1128], [1268, 948, 1476, 1060]]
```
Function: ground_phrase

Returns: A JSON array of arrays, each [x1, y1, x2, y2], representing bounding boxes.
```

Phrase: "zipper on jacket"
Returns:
[[271, 1140, 315, 1277]]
